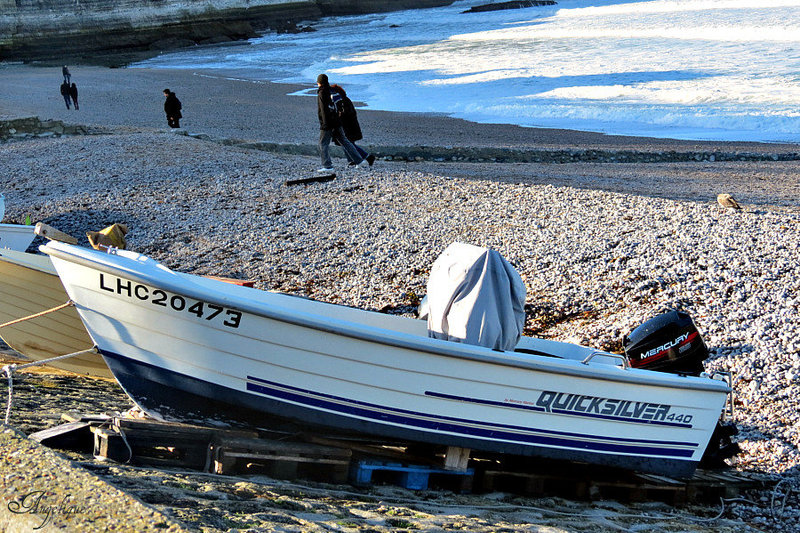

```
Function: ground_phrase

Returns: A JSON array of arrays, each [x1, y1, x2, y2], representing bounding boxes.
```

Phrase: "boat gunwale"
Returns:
[[0, 248, 55, 274], [0, 223, 36, 233], [41, 243, 731, 395]]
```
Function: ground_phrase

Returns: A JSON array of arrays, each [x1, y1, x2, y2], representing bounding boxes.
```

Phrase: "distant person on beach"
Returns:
[[62, 66, 71, 84], [59, 81, 71, 109], [69, 83, 79, 110], [330, 84, 375, 167], [163, 89, 182, 128], [316, 73, 366, 172]]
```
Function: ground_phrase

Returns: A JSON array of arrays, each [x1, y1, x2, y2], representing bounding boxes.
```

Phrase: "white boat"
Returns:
[[0, 249, 109, 378], [0, 223, 36, 252], [0, 194, 36, 252], [41, 241, 731, 476]]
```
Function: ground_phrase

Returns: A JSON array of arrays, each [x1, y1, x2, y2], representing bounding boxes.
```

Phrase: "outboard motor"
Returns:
[[625, 310, 741, 467], [623, 310, 708, 375]]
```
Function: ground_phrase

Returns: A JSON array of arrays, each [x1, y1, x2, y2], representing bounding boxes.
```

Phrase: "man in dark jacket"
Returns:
[[316, 74, 365, 172], [163, 89, 182, 128], [60, 81, 71, 109], [69, 83, 79, 110]]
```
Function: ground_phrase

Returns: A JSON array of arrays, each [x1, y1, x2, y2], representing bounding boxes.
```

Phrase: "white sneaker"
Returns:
[[357, 160, 370, 169], [317, 167, 334, 173]]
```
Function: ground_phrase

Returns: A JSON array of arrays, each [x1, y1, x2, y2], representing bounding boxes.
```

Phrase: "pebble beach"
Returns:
[[1, 63, 800, 531]]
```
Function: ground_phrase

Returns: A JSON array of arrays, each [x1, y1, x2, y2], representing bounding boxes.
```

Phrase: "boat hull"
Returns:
[[101, 348, 712, 476], [0, 249, 109, 378], [42, 243, 731, 477], [0, 223, 36, 252]]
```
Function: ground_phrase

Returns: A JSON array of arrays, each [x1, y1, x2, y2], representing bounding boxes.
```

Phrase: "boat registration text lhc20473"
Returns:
[[98, 273, 242, 328]]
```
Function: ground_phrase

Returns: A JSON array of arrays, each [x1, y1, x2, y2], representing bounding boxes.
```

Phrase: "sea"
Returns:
[[133, 0, 800, 143]]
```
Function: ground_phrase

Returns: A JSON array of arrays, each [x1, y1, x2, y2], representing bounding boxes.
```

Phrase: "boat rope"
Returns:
[[0, 300, 75, 329], [2, 346, 99, 426], [116, 423, 134, 464]]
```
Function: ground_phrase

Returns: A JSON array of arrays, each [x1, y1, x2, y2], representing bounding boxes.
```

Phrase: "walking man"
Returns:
[[163, 89, 182, 128], [316, 74, 365, 172], [62, 65, 71, 84], [59, 81, 71, 109], [69, 83, 79, 110]]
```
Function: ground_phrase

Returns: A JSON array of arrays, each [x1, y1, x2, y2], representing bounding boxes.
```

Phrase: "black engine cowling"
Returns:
[[623, 310, 709, 375]]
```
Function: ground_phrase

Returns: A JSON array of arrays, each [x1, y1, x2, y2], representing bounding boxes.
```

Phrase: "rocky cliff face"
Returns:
[[0, 0, 453, 63]]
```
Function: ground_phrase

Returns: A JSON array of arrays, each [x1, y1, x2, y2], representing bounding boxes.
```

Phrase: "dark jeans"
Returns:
[[352, 143, 368, 160], [319, 127, 363, 167]]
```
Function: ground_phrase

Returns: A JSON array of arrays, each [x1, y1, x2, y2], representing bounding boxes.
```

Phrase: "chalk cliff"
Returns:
[[0, 0, 453, 63]]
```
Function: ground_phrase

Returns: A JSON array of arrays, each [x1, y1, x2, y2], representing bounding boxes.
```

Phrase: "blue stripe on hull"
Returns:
[[100, 350, 700, 477], [245, 376, 698, 451], [425, 390, 693, 429]]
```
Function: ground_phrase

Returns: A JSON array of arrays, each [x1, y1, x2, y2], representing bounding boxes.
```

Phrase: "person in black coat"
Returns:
[[330, 84, 374, 167], [316, 74, 365, 172], [59, 81, 71, 109], [69, 83, 79, 110], [163, 89, 182, 128]]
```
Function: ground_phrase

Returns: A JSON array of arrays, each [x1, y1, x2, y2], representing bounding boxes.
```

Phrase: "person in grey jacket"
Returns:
[[316, 74, 365, 172]]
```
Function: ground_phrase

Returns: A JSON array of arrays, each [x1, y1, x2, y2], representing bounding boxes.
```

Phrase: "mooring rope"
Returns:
[[2, 347, 99, 426], [0, 300, 75, 330]]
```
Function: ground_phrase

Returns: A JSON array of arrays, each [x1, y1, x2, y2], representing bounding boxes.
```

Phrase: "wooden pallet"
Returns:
[[478, 467, 762, 505], [44, 413, 760, 503], [91, 417, 258, 470], [211, 436, 352, 481]]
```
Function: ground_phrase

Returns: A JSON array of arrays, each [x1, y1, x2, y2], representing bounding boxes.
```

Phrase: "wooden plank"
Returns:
[[115, 417, 258, 439], [61, 412, 112, 424], [29, 421, 95, 452], [212, 436, 351, 457], [92, 427, 131, 463], [444, 446, 471, 471], [222, 452, 350, 465], [306, 435, 441, 466], [34, 222, 77, 244], [286, 174, 336, 186]]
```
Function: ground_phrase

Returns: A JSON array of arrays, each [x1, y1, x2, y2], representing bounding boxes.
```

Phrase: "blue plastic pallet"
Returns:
[[352, 460, 474, 490]]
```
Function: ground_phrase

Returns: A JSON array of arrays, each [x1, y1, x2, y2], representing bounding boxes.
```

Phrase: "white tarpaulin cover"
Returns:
[[426, 242, 526, 351]]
